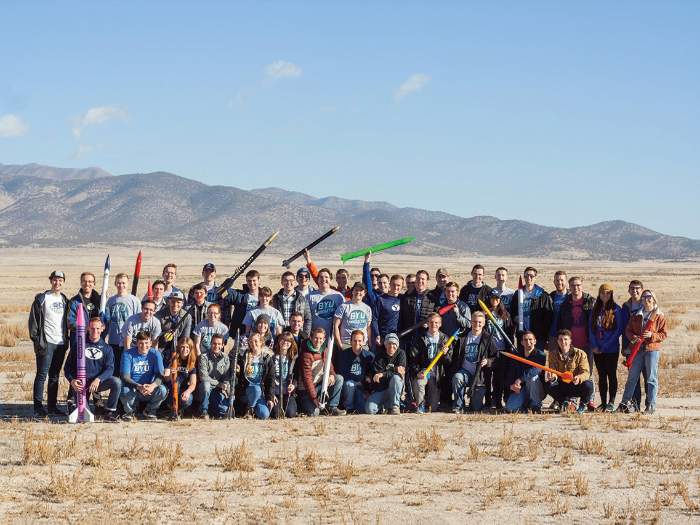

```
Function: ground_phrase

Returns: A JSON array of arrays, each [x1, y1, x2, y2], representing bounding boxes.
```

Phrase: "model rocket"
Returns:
[[99, 254, 111, 316], [68, 304, 95, 423], [517, 275, 524, 332], [147, 279, 153, 301], [131, 250, 142, 296]]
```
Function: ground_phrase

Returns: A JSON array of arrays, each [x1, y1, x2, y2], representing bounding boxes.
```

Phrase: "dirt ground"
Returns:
[[1, 248, 699, 524]]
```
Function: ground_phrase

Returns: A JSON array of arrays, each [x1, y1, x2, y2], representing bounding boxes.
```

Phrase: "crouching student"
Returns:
[[337, 330, 374, 413], [196, 334, 231, 419], [504, 331, 545, 413], [164, 336, 197, 416], [240, 333, 271, 419], [64, 316, 121, 422], [120, 331, 167, 421], [264, 332, 299, 418], [365, 333, 406, 415], [544, 329, 593, 413], [298, 328, 345, 416], [410, 313, 451, 413], [450, 311, 497, 413]]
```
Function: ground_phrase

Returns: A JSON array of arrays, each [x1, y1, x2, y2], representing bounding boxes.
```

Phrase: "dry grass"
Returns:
[[412, 427, 445, 457], [659, 344, 700, 368], [22, 429, 78, 465], [686, 321, 700, 332], [215, 440, 254, 472], [665, 316, 682, 330], [0, 322, 29, 347]]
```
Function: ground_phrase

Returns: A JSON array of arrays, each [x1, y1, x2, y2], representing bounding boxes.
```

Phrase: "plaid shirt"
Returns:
[[279, 292, 296, 323]]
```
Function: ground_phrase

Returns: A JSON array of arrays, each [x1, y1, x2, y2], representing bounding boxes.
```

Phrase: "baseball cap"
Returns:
[[351, 281, 366, 291], [203, 262, 216, 272], [489, 288, 502, 299], [169, 290, 185, 301], [297, 267, 310, 277], [384, 333, 400, 346], [49, 270, 65, 280]]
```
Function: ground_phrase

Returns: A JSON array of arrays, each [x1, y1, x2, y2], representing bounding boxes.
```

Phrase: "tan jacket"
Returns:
[[546, 346, 590, 383], [625, 311, 666, 351]]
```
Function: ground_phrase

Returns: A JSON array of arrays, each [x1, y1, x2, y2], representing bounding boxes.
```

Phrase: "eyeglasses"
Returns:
[[524, 274, 536, 279]]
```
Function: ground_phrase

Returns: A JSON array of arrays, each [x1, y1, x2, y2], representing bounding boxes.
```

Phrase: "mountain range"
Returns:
[[0, 163, 697, 261]]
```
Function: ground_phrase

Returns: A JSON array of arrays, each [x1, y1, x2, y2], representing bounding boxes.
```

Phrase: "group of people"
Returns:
[[27, 251, 667, 421]]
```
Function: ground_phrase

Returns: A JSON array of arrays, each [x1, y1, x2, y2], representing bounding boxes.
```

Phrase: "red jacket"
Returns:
[[299, 342, 335, 403]]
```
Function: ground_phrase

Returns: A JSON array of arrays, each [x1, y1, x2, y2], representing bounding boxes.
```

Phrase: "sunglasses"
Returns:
[[642, 295, 654, 300]]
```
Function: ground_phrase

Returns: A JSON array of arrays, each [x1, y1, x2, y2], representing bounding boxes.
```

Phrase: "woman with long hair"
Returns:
[[264, 332, 299, 418], [484, 289, 513, 411], [165, 336, 198, 416], [241, 333, 271, 419], [618, 290, 667, 414], [589, 283, 623, 412]]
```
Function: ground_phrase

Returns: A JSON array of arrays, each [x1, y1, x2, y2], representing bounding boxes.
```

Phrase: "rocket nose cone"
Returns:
[[105, 254, 111, 270], [76, 303, 85, 327]]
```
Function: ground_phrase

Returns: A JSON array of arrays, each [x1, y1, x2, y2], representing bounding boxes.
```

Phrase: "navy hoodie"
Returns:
[[64, 336, 115, 383]]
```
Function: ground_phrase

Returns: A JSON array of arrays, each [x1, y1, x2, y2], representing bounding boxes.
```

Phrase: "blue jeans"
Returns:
[[452, 368, 486, 411], [120, 384, 167, 415], [366, 375, 403, 415], [621, 350, 659, 410], [341, 378, 366, 413], [245, 384, 270, 419], [504, 369, 544, 413], [210, 387, 233, 417], [169, 379, 194, 410], [299, 376, 344, 416], [33, 342, 67, 409], [91, 376, 122, 411]]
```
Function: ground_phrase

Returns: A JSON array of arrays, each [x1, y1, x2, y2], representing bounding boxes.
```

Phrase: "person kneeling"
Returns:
[[544, 329, 593, 414], [338, 330, 374, 413], [298, 328, 345, 416], [365, 333, 405, 415], [241, 333, 271, 419], [64, 317, 122, 422], [504, 331, 545, 413], [197, 334, 232, 419], [264, 332, 299, 418], [120, 331, 167, 421]]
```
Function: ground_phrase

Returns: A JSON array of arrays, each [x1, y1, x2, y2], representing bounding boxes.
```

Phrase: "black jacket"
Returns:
[[449, 328, 498, 388], [408, 331, 451, 379], [263, 354, 299, 402], [458, 282, 493, 312], [398, 291, 437, 346], [366, 347, 406, 392], [556, 293, 595, 334], [28, 290, 69, 354]]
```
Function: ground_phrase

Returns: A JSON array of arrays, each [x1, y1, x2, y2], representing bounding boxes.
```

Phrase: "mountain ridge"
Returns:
[[0, 163, 697, 260]]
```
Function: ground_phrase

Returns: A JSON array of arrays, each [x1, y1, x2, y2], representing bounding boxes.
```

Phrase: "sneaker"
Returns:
[[48, 406, 66, 416], [616, 402, 631, 413], [143, 411, 158, 421], [198, 412, 210, 421], [576, 404, 586, 414], [587, 401, 597, 412], [243, 409, 253, 419], [33, 406, 48, 419], [122, 412, 134, 422], [643, 407, 655, 415], [452, 406, 463, 414], [330, 407, 346, 416], [407, 402, 418, 413], [416, 404, 426, 414], [605, 403, 615, 413], [390, 406, 401, 415], [104, 411, 119, 422], [560, 400, 576, 414]]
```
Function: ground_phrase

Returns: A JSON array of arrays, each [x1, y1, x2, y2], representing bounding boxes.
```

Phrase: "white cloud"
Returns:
[[394, 73, 431, 101], [265, 60, 302, 79], [0, 114, 29, 137], [72, 105, 127, 137]]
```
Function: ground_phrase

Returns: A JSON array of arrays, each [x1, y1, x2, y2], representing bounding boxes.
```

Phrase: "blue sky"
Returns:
[[1, 2, 698, 238]]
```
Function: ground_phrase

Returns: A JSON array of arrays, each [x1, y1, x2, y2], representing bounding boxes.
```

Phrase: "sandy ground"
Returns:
[[1, 248, 699, 523]]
